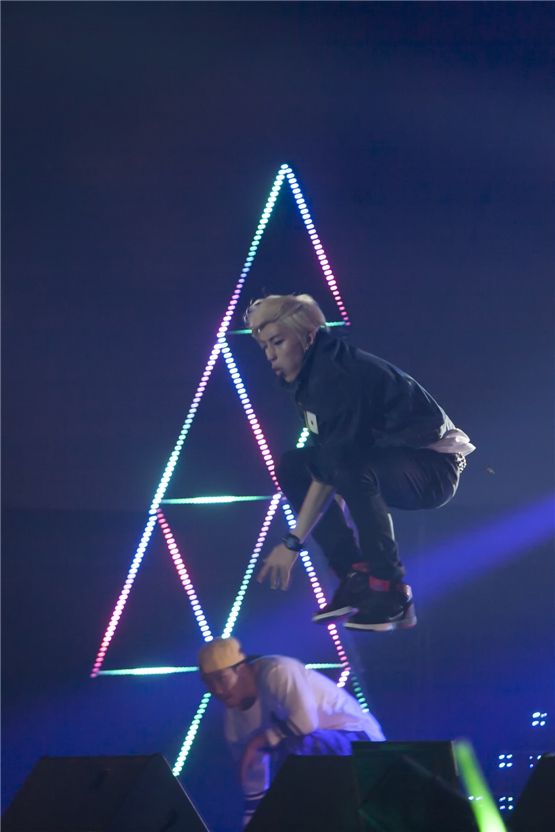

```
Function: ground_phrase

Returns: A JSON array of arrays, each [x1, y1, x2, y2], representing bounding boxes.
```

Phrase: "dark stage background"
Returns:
[[3, 4, 555, 831]]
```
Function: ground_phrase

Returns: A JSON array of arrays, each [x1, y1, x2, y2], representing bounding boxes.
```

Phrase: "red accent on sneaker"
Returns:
[[351, 562, 370, 573], [368, 576, 392, 592]]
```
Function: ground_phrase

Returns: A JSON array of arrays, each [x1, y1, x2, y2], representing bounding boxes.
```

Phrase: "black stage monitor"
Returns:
[[352, 739, 461, 791], [2, 753, 209, 832], [248, 741, 479, 832], [512, 753, 555, 832], [247, 755, 362, 832]]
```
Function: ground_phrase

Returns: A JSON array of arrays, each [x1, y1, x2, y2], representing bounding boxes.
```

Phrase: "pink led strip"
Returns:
[[155, 495, 282, 645], [156, 510, 213, 643], [220, 341, 279, 488], [337, 665, 352, 689], [284, 167, 350, 326], [279, 500, 350, 677]]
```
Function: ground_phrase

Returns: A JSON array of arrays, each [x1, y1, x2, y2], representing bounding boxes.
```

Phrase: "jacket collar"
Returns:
[[289, 328, 333, 392]]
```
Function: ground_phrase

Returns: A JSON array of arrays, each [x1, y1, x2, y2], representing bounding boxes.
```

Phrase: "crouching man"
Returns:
[[198, 637, 384, 827]]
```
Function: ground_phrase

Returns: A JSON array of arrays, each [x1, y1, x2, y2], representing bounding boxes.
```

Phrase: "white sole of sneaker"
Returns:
[[344, 614, 417, 632], [312, 605, 358, 623]]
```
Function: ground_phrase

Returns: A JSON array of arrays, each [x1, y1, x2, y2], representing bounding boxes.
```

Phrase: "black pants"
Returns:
[[276, 446, 461, 582]]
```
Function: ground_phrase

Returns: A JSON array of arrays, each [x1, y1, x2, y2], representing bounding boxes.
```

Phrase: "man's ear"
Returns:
[[305, 330, 316, 348]]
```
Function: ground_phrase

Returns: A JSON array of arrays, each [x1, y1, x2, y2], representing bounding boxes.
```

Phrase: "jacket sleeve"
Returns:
[[370, 368, 450, 448]]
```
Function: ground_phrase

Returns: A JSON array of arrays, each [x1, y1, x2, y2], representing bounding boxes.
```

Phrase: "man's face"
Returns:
[[254, 321, 306, 383], [201, 666, 248, 708]]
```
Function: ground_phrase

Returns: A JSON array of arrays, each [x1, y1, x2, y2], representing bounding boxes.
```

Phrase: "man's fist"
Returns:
[[240, 731, 269, 784]]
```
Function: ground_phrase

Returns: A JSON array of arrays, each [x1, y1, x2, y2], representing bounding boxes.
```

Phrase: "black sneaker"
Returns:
[[312, 571, 372, 623], [344, 583, 417, 631]]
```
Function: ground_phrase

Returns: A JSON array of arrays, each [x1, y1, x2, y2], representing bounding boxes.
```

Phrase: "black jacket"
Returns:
[[292, 329, 454, 482]]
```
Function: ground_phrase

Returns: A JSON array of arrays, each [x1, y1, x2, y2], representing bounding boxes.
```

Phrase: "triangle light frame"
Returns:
[[90, 164, 371, 775]]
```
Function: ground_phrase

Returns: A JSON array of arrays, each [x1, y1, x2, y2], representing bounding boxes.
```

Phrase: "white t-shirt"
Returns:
[[224, 655, 384, 808], [427, 427, 476, 456]]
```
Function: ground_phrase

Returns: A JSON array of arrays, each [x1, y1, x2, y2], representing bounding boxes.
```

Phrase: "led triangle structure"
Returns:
[[91, 164, 370, 775]]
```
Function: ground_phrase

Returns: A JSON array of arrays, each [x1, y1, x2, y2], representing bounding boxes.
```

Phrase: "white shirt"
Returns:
[[224, 655, 384, 806], [427, 427, 476, 456]]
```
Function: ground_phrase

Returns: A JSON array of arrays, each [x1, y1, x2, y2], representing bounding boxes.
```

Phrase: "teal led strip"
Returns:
[[99, 666, 199, 677], [351, 674, 371, 713], [162, 493, 282, 775], [221, 493, 282, 638], [160, 495, 273, 505], [229, 320, 347, 335], [98, 662, 344, 678], [172, 693, 212, 777], [296, 427, 310, 449]]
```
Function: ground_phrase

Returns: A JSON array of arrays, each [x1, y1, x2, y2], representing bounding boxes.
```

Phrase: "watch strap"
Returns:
[[282, 533, 303, 552]]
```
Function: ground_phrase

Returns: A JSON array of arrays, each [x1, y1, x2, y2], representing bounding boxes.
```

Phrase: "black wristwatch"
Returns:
[[282, 533, 303, 552]]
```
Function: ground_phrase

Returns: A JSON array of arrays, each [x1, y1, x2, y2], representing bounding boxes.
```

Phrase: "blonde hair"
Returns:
[[244, 293, 327, 341]]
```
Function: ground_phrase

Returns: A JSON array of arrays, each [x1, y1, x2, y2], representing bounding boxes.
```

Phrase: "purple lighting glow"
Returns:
[[411, 493, 555, 604]]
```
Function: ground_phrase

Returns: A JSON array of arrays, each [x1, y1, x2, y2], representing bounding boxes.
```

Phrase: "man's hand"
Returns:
[[240, 732, 269, 785], [257, 544, 298, 590]]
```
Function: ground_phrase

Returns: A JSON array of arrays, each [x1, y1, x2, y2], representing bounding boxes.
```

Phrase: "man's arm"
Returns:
[[257, 479, 335, 590], [231, 735, 270, 828]]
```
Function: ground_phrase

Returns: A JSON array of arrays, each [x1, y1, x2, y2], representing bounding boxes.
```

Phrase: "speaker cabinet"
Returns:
[[247, 741, 478, 832], [512, 753, 555, 832], [358, 753, 477, 832], [352, 740, 462, 791], [2, 754, 209, 832], [247, 755, 362, 832]]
